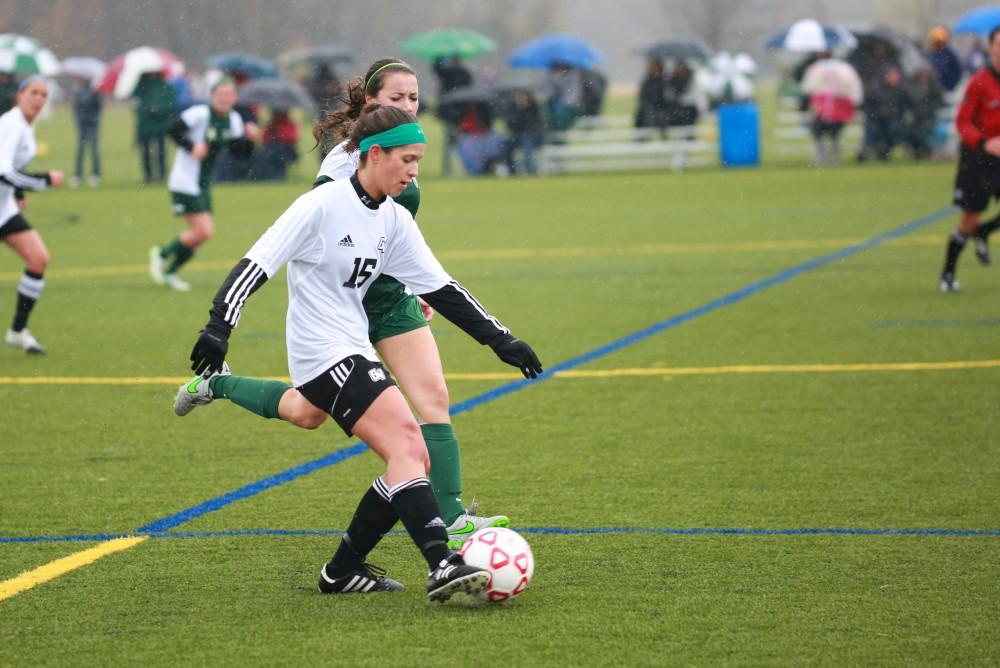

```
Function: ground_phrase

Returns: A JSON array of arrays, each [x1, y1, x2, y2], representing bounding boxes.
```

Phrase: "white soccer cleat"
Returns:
[[164, 273, 191, 292], [149, 246, 165, 285], [446, 500, 510, 549], [174, 362, 230, 416], [5, 328, 45, 354]]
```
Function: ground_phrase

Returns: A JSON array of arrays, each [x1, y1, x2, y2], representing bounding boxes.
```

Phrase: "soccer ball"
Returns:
[[459, 527, 534, 602]]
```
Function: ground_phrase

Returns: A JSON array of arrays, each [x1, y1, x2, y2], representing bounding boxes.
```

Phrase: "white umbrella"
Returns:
[[801, 58, 863, 104], [114, 46, 184, 100], [706, 52, 757, 102], [60, 56, 105, 83], [0, 34, 59, 76]]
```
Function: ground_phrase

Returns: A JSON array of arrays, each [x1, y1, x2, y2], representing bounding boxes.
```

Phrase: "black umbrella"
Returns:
[[639, 40, 713, 63], [846, 25, 929, 81], [238, 77, 315, 110]]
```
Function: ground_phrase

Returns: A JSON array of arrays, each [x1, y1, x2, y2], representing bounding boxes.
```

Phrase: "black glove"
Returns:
[[190, 323, 230, 376], [488, 333, 543, 379]]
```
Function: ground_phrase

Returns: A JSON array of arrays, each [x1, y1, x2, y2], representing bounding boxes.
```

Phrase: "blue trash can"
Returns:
[[718, 102, 760, 167]]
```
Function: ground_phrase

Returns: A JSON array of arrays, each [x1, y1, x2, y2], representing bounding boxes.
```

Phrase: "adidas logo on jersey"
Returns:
[[338, 235, 355, 247]]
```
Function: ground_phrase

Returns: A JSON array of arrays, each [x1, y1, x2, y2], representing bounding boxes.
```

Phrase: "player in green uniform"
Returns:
[[149, 79, 258, 291]]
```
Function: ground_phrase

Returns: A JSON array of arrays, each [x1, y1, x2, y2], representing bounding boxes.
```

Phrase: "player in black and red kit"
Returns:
[[941, 26, 1000, 291]]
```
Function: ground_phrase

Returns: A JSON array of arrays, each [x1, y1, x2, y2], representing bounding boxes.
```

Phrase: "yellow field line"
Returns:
[[1, 360, 998, 386], [0, 234, 947, 282], [0, 536, 148, 603]]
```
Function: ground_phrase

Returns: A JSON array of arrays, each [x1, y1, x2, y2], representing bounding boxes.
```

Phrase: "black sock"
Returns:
[[326, 479, 398, 577], [388, 478, 451, 570], [11, 270, 44, 332], [943, 232, 966, 275], [977, 214, 1000, 238]]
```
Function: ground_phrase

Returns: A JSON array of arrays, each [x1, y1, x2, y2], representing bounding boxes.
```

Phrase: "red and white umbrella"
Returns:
[[94, 47, 183, 98]]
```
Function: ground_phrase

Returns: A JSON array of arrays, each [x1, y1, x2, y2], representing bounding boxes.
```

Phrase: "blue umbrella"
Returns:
[[765, 19, 857, 52], [955, 6, 1000, 37], [508, 34, 604, 70], [206, 52, 279, 79]]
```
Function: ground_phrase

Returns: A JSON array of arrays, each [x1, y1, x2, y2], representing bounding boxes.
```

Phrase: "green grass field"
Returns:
[[1, 105, 998, 666]]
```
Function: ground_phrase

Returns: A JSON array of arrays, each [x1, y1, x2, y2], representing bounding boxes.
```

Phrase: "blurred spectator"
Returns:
[[432, 56, 473, 176], [667, 60, 700, 127], [455, 101, 503, 175], [133, 72, 177, 184], [254, 108, 300, 180], [858, 66, 911, 161], [0, 72, 17, 113], [502, 89, 544, 174], [924, 26, 962, 92], [70, 80, 102, 187], [966, 37, 988, 74], [545, 62, 583, 133], [906, 66, 944, 159], [635, 59, 669, 135], [802, 58, 863, 166], [214, 100, 258, 182], [581, 69, 607, 117], [171, 72, 192, 110], [306, 63, 341, 114]]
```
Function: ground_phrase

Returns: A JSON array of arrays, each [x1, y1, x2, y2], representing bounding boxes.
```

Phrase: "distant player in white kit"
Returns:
[[179, 104, 543, 600], [0, 76, 63, 354]]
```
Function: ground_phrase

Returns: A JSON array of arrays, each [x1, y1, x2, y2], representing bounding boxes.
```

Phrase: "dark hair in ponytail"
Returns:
[[312, 58, 416, 152], [346, 103, 417, 159]]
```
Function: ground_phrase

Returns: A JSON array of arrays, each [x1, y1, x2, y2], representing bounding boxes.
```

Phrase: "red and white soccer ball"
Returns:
[[459, 527, 535, 603]]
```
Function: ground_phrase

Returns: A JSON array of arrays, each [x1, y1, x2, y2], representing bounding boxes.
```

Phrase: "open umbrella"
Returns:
[[207, 52, 278, 80], [60, 57, 105, 82], [638, 40, 713, 63], [0, 34, 59, 76], [95, 47, 183, 99], [401, 29, 496, 61], [801, 58, 863, 103], [846, 25, 928, 80], [509, 34, 604, 70], [955, 6, 1000, 36], [705, 52, 757, 103], [765, 19, 857, 52], [238, 77, 315, 110]]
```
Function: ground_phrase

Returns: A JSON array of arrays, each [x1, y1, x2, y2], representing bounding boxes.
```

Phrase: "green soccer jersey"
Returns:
[[199, 110, 235, 188]]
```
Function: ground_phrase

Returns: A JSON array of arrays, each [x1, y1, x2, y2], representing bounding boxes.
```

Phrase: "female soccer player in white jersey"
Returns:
[[148, 78, 258, 292], [0, 76, 63, 354], [179, 105, 542, 600], [312, 59, 507, 546]]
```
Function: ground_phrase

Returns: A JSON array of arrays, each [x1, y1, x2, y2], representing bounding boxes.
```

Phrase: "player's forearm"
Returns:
[[419, 281, 509, 344], [206, 258, 269, 333], [0, 170, 49, 191]]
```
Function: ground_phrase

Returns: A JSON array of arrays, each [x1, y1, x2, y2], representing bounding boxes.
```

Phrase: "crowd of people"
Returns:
[[794, 26, 989, 166]]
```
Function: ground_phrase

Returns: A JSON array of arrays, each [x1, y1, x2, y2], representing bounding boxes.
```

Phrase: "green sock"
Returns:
[[209, 375, 290, 420], [166, 242, 195, 274], [160, 237, 185, 260], [421, 423, 464, 524]]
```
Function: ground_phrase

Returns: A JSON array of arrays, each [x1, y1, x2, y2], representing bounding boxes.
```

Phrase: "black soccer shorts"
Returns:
[[297, 355, 397, 436]]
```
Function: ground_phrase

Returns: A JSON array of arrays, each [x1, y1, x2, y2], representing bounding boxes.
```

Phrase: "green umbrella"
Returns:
[[400, 29, 496, 61], [0, 34, 59, 76]]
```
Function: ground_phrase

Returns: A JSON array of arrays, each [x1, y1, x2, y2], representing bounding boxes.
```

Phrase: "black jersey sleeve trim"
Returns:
[[0, 169, 49, 191], [419, 280, 510, 344], [206, 258, 270, 332], [167, 116, 194, 152]]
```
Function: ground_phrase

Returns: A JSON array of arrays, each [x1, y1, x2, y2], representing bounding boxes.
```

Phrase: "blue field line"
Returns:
[[118, 205, 953, 535], [3, 525, 998, 544], [447, 206, 954, 413]]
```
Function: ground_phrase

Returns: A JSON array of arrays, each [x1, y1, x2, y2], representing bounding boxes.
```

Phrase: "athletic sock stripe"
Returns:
[[372, 478, 391, 501], [17, 274, 44, 299], [448, 280, 509, 334], [386, 477, 430, 499]]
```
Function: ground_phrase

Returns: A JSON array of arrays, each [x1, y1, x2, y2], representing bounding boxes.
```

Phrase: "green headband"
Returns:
[[365, 62, 411, 91], [359, 122, 426, 153]]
